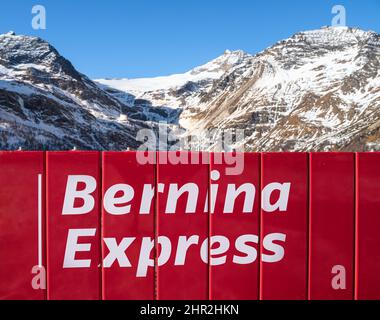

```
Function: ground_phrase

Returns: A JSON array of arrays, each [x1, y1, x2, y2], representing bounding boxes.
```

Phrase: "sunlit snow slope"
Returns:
[[99, 27, 380, 152]]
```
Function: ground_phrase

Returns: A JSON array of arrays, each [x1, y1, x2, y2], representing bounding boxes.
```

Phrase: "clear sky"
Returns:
[[0, 0, 379, 79]]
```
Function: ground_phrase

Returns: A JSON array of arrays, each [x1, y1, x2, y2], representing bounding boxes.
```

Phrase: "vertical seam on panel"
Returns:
[[45, 151, 50, 300], [354, 153, 359, 300], [307, 152, 312, 300], [306, 152, 310, 301], [208, 154, 212, 301], [259, 153, 263, 300], [100, 152, 104, 301], [154, 151, 159, 300], [43, 151, 47, 300]]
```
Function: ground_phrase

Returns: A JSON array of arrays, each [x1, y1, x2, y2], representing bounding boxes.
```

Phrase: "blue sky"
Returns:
[[0, 0, 379, 79]]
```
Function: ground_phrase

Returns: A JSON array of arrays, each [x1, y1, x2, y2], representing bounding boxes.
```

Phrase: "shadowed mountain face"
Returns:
[[1, 27, 380, 151], [0, 32, 179, 150]]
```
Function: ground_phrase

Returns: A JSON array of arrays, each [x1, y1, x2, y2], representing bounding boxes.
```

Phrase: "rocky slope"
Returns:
[[1, 26, 380, 152], [0, 32, 176, 150], [99, 26, 380, 152]]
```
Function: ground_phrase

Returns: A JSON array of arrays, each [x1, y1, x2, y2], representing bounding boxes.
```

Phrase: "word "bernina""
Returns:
[[62, 170, 291, 215]]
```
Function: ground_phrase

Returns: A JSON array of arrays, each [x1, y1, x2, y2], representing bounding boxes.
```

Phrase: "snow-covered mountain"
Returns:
[[96, 49, 249, 109], [99, 26, 380, 152], [0, 31, 176, 150], [1, 26, 380, 151]]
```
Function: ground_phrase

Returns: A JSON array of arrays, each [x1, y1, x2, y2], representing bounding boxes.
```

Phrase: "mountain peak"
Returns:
[[0, 32, 58, 65], [223, 49, 247, 56], [0, 32, 83, 81], [255, 26, 380, 70], [190, 49, 251, 76], [292, 26, 380, 46]]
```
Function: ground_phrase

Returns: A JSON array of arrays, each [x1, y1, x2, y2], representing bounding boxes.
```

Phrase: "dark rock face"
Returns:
[[0, 33, 176, 150]]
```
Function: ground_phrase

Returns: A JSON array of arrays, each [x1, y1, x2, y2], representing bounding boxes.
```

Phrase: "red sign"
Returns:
[[102, 152, 155, 300], [1, 151, 380, 300], [210, 152, 260, 300], [261, 153, 308, 300], [156, 152, 209, 300], [46, 151, 101, 300], [0, 152, 45, 300], [356, 153, 380, 300], [309, 153, 355, 300]]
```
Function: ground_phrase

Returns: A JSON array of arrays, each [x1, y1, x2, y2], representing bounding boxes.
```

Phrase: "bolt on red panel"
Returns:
[[309, 153, 355, 300], [210, 152, 260, 300], [156, 151, 209, 300], [46, 151, 101, 300], [260, 153, 308, 300], [102, 152, 155, 300], [356, 153, 380, 300], [0, 152, 46, 300]]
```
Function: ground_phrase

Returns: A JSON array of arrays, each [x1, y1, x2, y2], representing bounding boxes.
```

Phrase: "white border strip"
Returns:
[[38, 174, 42, 268]]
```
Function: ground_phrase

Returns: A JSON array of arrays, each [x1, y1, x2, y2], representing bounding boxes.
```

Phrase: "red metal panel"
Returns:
[[0, 152, 46, 300], [210, 152, 260, 300], [260, 153, 308, 300], [156, 151, 209, 300], [356, 153, 380, 300], [46, 151, 101, 300], [102, 152, 155, 300], [309, 153, 355, 300]]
